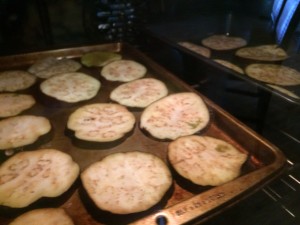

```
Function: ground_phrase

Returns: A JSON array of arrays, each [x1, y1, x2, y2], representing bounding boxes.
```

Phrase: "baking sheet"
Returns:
[[143, 29, 300, 105], [0, 43, 286, 225]]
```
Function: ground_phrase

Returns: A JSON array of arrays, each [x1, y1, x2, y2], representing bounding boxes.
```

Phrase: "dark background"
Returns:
[[0, 1, 300, 225], [0, 0, 275, 55]]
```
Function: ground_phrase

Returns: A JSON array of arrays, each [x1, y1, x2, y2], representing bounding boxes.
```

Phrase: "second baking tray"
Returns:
[[0, 43, 286, 225]]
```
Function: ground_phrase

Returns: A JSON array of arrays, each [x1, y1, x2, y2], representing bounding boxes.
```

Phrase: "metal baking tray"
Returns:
[[143, 28, 300, 105], [0, 43, 286, 225]]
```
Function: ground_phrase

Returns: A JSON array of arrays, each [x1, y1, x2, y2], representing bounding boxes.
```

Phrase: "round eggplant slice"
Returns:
[[110, 78, 168, 108], [140, 92, 210, 140], [67, 103, 135, 142]]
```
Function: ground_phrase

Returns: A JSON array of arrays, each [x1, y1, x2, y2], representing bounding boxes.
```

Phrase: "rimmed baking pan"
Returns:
[[0, 43, 286, 225]]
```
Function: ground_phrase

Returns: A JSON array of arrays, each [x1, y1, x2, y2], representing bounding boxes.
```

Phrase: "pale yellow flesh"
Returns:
[[0, 149, 79, 208], [246, 64, 300, 86], [28, 57, 81, 79], [0, 70, 36, 92], [110, 78, 168, 108], [168, 135, 248, 186], [201, 35, 247, 50], [0, 93, 36, 118], [40, 72, 101, 103], [0, 115, 51, 150], [9, 208, 74, 225], [81, 151, 172, 214], [140, 92, 210, 140], [236, 45, 288, 61], [101, 59, 147, 82], [67, 103, 135, 142], [178, 42, 211, 58]]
